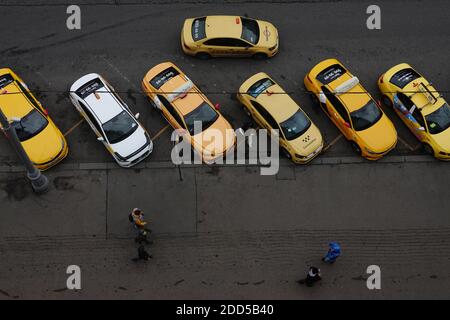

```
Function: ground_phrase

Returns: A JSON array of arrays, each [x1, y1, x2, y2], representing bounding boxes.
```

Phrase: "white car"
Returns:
[[69, 73, 153, 167]]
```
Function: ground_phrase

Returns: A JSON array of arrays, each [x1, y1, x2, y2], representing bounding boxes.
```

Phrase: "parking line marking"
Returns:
[[398, 136, 415, 151], [151, 125, 170, 141], [323, 134, 343, 152], [413, 143, 422, 151], [64, 118, 84, 137]]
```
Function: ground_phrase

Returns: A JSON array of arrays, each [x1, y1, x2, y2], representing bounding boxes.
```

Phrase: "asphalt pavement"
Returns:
[[0, 0, 449, 299]]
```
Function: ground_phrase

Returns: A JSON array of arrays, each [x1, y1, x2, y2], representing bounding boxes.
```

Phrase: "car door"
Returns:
[[157, 94, 187, 131], [249, 100, 270, 130], [322, 87, 352, 138], [202, 38, 250, 57], [78, 100, 110, 149], [396, 92, 427, 141]]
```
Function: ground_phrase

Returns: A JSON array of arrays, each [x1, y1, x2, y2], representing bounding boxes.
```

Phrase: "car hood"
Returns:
[[432, 128, 450, 152], [21, 122, 64, 165], [356, 114, 398, 152], [111, 126, 148, 158], [257, 21, 278, 48], [191, 116, 235, 157], [289, 123, 323, 156]]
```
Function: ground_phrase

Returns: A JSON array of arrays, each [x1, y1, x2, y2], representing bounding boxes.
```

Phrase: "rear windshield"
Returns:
[[241, 18, 259, 45], [316, 64, 346, 85], [390, 68, 421, 89], [247, 78, 275, 98], [0, 74, 14, 89], [76, 78, 104, 99], [191, 17, 207, 41], [150, 67, 180, 89]]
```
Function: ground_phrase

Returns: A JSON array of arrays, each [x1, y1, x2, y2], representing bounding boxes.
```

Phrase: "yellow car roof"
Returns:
[[309, 59, 371, 113], [143, 62, 209, 116], [0, 71, 34, 119], [328, 73, 372, 113], [240, 72, 300, 123], [384, 63, 446, 116], [204, 16, 243, 39]]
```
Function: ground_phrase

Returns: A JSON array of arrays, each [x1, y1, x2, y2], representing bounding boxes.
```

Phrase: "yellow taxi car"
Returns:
[[181, 15, 279, 59], [142, 62, 236, 163], [304, 58, 397, 160], [237, 72, 323, 164], [0, 68, 68, 170], [378, 63, 450, 160]]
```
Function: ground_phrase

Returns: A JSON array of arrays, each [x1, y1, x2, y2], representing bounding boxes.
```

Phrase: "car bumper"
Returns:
[[291, 143, 323, 164], [115, 141, 153, 168], [362, 141, 397, 161], [34, 140, 69, 171]]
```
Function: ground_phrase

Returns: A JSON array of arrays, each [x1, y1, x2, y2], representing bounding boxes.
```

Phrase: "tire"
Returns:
[[351, 141, 362, 156], [196, 52, 211, 60], [423, 144, 434, 156], [252, 53, 268, 60], [382, 95, 393, 108], [242, 105, 251, 117], [281, 148, 292, 160]]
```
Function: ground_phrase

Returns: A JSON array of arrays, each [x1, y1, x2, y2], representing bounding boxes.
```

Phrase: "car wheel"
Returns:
[[382, 95, 393, 108], [253, 53, 268, 60], [423, 144, 435, 156], [281, 148, 292, 160], [351, 141, 362, 155], [196, 52, 211, 60], [242, 105, 251, 117]]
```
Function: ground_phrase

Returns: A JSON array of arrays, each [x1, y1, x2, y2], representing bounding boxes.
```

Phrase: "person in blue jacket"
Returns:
[[322, 242, 341, 263]]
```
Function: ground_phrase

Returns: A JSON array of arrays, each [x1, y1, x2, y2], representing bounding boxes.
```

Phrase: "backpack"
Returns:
[[128, 213, 134, 223]]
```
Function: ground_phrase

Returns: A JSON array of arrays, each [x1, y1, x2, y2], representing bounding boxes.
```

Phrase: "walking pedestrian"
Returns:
[[297, 267, 321, 287], [322, 242, 341, 264], [129, 208, 152, 233], [135, 229, 152, 245], [131, 245, 152, 262]]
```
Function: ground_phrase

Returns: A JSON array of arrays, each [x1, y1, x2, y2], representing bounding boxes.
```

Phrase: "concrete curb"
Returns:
[[0, 155, 440, 173]]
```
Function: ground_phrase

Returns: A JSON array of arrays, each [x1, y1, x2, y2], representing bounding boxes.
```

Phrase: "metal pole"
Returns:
[[0, 107, 49, 194]]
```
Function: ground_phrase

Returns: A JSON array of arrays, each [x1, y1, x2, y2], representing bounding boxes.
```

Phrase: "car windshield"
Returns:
[[12, 109, 48, 142], [241, 18, 259, 45], [184, 102, 219, 135], [425, 103, 450, 135], [350, 100, 382, 131], [102, 111, 138, 144], [280, 109, 312, 141]]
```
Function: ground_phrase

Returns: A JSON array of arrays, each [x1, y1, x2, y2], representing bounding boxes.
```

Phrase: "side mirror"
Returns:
[[319, 92, 327, 104], [97, 137, 105, 142], [135, 113, 140, 119], [214, 103, 220, 110]]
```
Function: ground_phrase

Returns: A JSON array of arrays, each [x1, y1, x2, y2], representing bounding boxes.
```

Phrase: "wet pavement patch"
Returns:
[[53, 176, 76, 191], [2, 177, 29, 201]]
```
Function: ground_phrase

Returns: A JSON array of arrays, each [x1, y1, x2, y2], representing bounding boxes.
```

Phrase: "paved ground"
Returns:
[[1, 0, 450, 300]]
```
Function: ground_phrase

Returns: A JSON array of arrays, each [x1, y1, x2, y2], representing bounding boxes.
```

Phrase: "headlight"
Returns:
[[114, 152, 127, 161]]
